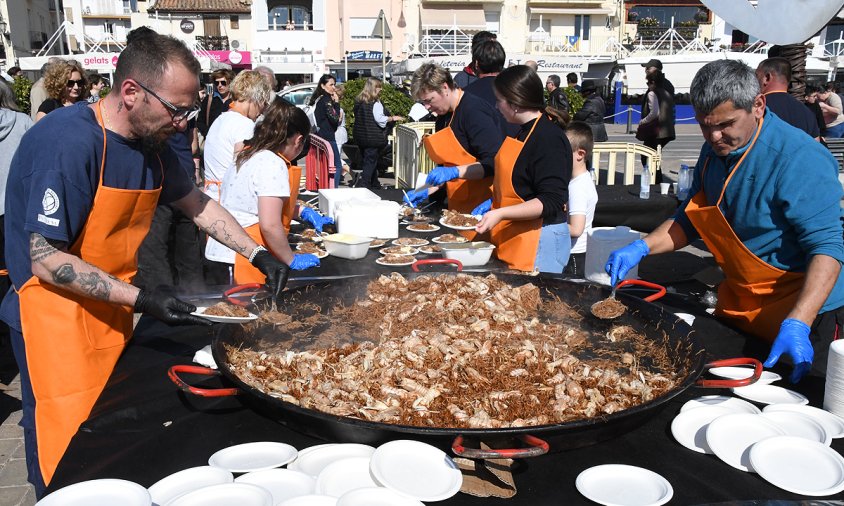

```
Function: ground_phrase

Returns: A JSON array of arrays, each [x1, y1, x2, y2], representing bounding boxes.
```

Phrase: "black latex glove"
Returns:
[[134, 287, 212, 326], [251, 249, 290, 304]]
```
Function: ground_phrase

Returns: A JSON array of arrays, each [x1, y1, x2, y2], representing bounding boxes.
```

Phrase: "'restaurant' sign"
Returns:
[[180, 19, 195, 34]]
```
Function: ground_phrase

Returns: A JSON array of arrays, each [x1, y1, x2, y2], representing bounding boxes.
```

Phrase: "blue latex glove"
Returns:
[[425, 166, 460, 186], [404, 189, 428, 207], [764, 318, 814, 383], [604, 239, 650, 287], [289, 253, 320, 271], [300, 207, 334, 233], [472, 198, 492, 216]]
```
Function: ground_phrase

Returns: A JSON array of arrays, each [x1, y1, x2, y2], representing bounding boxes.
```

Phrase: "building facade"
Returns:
[[0, 0, 62, 65]]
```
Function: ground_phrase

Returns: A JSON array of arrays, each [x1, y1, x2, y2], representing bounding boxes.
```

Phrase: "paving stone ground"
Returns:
[[0, 369, 34, 506]]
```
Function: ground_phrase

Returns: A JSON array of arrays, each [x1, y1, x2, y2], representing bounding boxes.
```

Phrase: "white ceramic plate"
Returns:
[[575, 464, 673, 506], [293, 444, 376, 478], [369, 440, 462, 502], [439, 216, 479, 231], [417, 245, 442, 255], [208, 442, 298, 473], [165, 483, 272, 506], [336, 487, 424, 506], [278, 495, 338, 506], [391, 238, 430, 247], [406, 224, 440, 233], [295, 243, 329, 258], [379, 246, 419, 256], [287, 444, 338, 471], [705, 413, 787, 472], [750, 436, 844, 496], [148, 466, 233, 505], [709, 366, 782, 385], [315, 457, 378, 498], [432, 234, 468, 244], [368, 239, 387, 249], [731, 384, 809, 405], [235, 468, 316, 505], [763, 404, 844, 438], [191, 306, 258, 323], [670, 405, 733, 454], [37, 479, 151, 506], [680, 395, 761, 414], [761, 410, 831, 445], [375, 256, 416, 267]]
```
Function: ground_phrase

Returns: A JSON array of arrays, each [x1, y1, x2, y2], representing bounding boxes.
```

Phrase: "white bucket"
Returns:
[[585, 226, 641, 285]]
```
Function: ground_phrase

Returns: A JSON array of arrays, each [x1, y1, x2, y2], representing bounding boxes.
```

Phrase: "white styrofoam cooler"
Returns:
[[318, 188, 380, 220], [336, 200, 401, 239]]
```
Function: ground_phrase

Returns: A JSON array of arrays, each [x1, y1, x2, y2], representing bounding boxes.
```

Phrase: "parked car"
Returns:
[[278, 82, 317, 108]]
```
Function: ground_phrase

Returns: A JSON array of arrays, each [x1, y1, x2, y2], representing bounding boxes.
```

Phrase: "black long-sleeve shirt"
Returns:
[[434, 91, 504, 176], [511, 115, 571, 225]]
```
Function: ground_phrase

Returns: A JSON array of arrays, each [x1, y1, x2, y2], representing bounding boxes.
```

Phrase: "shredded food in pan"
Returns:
[[227, 274, 684, 429]]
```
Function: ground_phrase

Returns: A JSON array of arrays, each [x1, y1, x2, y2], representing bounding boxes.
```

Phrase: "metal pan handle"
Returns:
[[412, 258, 463, 272], [616, 279, 667, 302], [168, 365, 240, 397], [696, 358, 763, 388], [224, 283, 264, 307], [451, 434, 549, 459]]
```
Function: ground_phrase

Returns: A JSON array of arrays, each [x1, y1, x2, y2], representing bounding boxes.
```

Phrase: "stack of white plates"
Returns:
[[826, 340, 844, 418]]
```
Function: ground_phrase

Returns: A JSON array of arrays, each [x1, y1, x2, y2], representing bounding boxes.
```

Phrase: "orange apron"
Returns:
[[233, 155, 301, 284], [423, 90, 494, 232], [489, 117, 543, 272], [684, 116, 804, 342], [17, 101, 162, 485]]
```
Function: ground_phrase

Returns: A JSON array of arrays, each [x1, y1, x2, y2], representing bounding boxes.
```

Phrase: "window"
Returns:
[[104, 20, 114, 35], [350, 17, 378, 39], [628, 6, 698, 26], [267, 3, 311, 30], [230, 15, 239, 29], [485, 11, 499, 34], [575, 15, 591, 41]]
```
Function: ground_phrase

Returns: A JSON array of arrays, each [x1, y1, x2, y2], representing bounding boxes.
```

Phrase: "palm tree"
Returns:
[[769, 43, 809, 101]]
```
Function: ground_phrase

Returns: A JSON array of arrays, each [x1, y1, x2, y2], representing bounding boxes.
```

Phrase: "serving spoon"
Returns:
[[590, 279, 667, 320]]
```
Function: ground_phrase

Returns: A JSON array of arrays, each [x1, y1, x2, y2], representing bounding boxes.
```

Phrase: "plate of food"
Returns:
[[432, 234, 468, 244], [296, 243, 329, 258], [380, 246, 419, 256], [299, 230, 329, 242], [375, 254, 417, 267], [418, 245, 442, 255], [439, 210, 480, 230], [369, 239, 387, 249], [401, 215, 433, 225], [192, 303, 258, 323], [392, 237, 429, 247], [407, 223, 440, 233]]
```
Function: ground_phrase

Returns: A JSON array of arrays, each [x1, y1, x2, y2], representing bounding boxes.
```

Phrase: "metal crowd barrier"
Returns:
[[390, 122, 437, 189], [305, 133, 337, 191], [591, 143, 661, 185]]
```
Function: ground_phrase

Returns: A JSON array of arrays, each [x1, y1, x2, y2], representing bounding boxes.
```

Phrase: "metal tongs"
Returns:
[[224, 275, 288, 312]]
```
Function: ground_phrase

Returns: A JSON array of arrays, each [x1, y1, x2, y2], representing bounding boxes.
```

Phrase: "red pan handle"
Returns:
[[412, 258, 463, 272], [616, 279, 667, 302], [451, 434, 549, 459], [224, 283, 264, 307], [696, 358, 763, 388], [168, 365, 240, 397]]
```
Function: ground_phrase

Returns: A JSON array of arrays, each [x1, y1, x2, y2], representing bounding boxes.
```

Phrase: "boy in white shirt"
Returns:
[[564, 121, 598, 277]]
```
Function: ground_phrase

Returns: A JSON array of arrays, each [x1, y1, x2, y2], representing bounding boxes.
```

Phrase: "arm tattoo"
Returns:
[[202, 219, 249, 254], [78, 272, 111, 299], [30, 234, 65, 263], [52, 264, 77, 284]]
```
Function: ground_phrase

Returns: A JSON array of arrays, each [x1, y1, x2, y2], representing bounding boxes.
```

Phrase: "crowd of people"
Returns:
[[0, 25, 843, 500]]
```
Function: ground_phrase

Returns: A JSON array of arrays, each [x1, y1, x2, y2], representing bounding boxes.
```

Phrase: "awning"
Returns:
[[420, 7, 486, 28], [530, 8, 612, 15]]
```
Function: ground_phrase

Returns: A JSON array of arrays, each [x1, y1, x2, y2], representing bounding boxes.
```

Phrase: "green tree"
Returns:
[[12, 76, 33, 114], [339, 78, 414, 142]]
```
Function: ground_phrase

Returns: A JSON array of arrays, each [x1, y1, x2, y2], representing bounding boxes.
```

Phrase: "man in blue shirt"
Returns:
[[756, 57, 820, 140], [3, 30, 291, 496], [606, 59, 844, 384]]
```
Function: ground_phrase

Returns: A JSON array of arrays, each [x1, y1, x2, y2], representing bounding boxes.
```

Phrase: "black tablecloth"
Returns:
[[47, 277, 844, 504], [594, 185, 679, 233]]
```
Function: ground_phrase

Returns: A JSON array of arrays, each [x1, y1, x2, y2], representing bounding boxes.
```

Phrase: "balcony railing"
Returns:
[[197, 35, 229, 51], [82, 5, 131, 17], [634, 24, 699, 42], [417, 33, 472, 56]]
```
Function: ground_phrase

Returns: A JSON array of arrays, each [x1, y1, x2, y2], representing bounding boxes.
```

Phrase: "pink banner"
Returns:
[[203, 50, 251, 66]]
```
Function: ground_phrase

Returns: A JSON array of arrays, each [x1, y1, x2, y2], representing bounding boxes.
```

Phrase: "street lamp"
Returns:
[[344, 51, 349, 82]]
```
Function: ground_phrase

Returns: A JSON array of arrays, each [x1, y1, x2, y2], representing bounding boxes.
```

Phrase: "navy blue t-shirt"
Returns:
[[434, 91, 504, 177], [463, 76, 519, 138], [0, 104, 194, 330], [765, 92, 820, 138]]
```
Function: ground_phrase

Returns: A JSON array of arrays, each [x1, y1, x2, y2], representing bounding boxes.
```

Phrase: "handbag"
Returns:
[[635, 120, 659, 142]]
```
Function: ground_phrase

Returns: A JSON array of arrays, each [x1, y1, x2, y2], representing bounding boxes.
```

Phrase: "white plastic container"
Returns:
[[336, 200, 400, 239], [322, 234, 372, 260], [318, 188, 380, 220], [440, 241, 496, 266], [585, 226, 641, 285]]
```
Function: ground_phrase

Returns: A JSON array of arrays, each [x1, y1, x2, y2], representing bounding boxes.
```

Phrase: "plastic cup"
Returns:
[[660, 183, 670, 195], [671, 182, 678, 195]]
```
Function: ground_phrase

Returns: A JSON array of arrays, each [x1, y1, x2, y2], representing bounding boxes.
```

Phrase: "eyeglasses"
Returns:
[[135, 80, 200, 123], [215, 80, 228, 86], [419, 96, 436, 107], [67, 79, 84, 88]]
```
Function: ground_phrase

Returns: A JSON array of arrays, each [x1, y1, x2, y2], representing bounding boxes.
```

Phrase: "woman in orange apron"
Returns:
[[474, 65, 572, 273], [406, 63, 505, 222], [204, 98, 328, 282]]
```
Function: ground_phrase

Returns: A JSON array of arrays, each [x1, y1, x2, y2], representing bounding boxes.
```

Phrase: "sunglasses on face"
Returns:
[[67, 79, 84, 88], [215, 80, 227, 86], [135, 80, 201, 123]]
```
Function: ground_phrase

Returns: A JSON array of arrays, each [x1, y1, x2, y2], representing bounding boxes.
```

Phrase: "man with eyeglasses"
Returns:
[[1, 30, 291, 498], [196, 68, 234, 138]]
